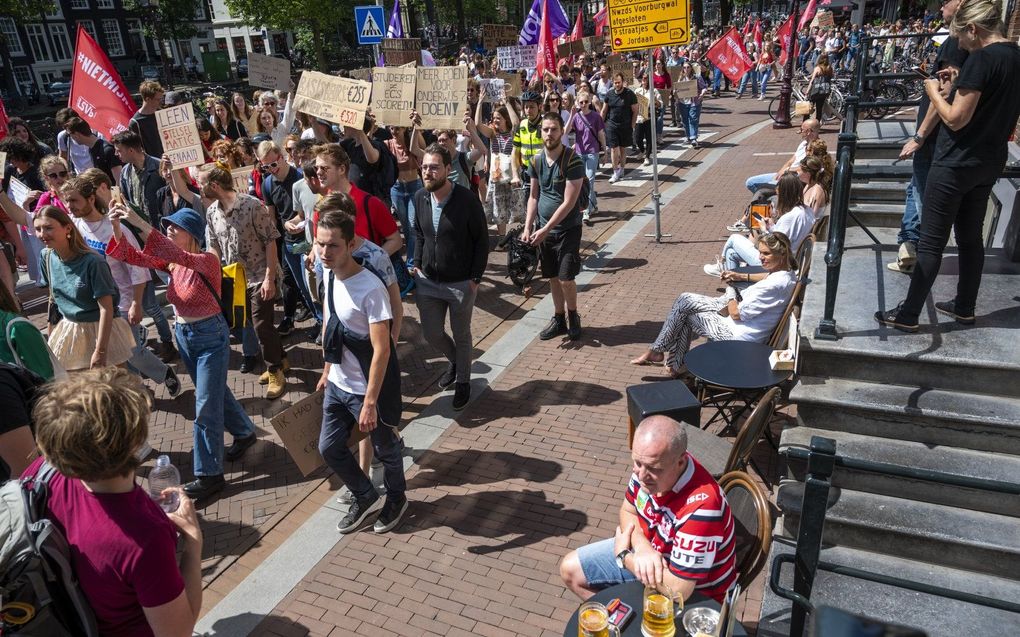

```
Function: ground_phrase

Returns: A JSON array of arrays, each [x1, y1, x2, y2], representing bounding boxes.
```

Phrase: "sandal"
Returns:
[[629, 353, 665, 366]]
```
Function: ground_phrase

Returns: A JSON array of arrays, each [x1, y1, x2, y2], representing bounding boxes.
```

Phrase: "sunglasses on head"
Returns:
[[46, 171, 69, 179]]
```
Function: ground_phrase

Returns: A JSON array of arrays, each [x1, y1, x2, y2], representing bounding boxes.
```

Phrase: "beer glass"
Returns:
[[641, 584, 684, 637], [577, 601, 621, 637]]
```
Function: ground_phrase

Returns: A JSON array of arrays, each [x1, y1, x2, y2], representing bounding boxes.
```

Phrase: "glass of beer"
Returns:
[[641, 584, 684, 637], [577, 601, 621, 637]]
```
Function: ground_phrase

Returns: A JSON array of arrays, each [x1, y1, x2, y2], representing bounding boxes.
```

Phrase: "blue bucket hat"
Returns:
[[160, 208, 206, 248]]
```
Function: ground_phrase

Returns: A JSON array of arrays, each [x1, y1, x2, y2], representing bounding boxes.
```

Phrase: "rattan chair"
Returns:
[[719, 470, 774, 591], [684, 387, 781, 479]]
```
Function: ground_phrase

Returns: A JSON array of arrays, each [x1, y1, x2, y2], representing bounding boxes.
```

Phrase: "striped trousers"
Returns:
[[651, 293, 734, 372]]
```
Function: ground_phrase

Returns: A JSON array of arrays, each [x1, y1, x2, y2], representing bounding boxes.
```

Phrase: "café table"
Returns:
[[562, 580, 747, 637]]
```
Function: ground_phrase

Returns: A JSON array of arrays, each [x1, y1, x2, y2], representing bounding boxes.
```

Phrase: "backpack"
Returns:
[[373, 141, 399, 205], [3, 316, 64, 382], [0, 462, 100, 636], [543, 148, 590, 213]]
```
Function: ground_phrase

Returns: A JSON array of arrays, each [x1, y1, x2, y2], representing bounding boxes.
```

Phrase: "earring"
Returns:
[[66, 234, 71, 239]]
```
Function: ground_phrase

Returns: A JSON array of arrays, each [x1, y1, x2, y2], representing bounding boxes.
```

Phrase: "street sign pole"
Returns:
[[644, 48, 670, 243]]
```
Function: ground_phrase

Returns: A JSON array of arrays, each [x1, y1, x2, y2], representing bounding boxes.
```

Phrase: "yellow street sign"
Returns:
[[607, 0, 691, 52]]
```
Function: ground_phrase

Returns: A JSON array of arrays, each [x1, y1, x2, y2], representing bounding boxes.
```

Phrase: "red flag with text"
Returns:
[[0, 97, 9, 141], [706, 27, 754, 84], [571, 7, 583, 40], [593, 6, 607, 36], [535, 0, 557, 78], [799, 0, 819, 30], [69, 25, 134, 139], [777, 14, 796, 66]]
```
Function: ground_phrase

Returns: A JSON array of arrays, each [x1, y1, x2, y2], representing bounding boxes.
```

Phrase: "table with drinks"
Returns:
[[564, 581, 747, 637]]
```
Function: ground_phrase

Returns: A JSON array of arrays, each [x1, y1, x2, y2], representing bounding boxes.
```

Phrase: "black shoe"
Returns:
[[438, 363, 457, 389], [240, 355, 261, 374], [225, 434, 257, 461], [935, 301, 976, 325], [277, 317, 294, 336], [874, 304, 919, 333], [307, 323, 322, 342], [567, 310, 582, 341], [158, 340, 178, 363], [164, 367, 181, 398], [452, 382, 471, 411], [539, 314, 568, 340], [373, 495, 408, 533], [294, 306, 313, 323], [183, 475, 225, 500], [336, 493, 383, 534]]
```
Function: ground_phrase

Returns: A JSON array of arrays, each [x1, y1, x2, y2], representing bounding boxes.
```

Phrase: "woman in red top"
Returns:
[[105, 201, 257, 499]]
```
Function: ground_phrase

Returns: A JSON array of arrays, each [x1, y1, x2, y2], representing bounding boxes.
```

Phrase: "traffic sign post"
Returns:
[[607, 0, 691, 52], [354, 5, 386, 46]]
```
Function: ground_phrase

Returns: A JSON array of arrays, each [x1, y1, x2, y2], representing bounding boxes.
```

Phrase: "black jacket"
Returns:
[[412, 182, 488, 283]]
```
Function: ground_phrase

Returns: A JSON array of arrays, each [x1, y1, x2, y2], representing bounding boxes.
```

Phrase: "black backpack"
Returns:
[[372, 140, 398, 206], [0, 461, 100, 636]]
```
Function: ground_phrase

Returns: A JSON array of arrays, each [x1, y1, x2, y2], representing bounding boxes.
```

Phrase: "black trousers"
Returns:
[[897, 165, 996, 323], [636, 120, 653, 156]]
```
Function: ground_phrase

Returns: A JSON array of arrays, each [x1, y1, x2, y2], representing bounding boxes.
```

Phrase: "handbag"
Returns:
[[794, 100, 814, 116], [196, 262, 251, 329], [43, 250, 62, 328]]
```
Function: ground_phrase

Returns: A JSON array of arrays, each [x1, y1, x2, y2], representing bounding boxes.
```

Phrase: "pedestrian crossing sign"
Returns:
[[354, 6, 386, 45]]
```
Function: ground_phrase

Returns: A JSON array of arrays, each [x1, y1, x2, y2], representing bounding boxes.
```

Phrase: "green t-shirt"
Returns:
[[40, 249, 120, 322], [529, 148, 586, 233]]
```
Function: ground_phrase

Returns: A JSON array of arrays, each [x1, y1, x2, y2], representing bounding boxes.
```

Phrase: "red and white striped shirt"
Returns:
[[625, 453, 737, 602]]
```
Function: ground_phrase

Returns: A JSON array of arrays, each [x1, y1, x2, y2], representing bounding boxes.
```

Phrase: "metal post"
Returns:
[[643, 48, 671, 242], [772, 0, 800, 128], [790, 435, 836, 637]]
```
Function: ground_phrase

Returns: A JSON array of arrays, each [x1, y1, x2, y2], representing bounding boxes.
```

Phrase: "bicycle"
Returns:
[[768, 80, 843, 124]]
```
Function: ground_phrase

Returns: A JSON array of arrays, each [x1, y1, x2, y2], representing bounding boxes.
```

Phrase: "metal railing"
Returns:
[[769, 436, 1020, 637]]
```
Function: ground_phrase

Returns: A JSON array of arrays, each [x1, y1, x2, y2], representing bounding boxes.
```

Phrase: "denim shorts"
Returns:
[[577, 538, 638, 588]]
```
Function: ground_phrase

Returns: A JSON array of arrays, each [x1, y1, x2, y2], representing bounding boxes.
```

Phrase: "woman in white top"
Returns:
[[630, 232, 798, 377]]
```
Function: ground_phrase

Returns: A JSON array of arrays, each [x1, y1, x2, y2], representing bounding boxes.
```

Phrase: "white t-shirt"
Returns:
[[72, 216, 150, 314], [726, 269, 796, 342], [323, 267, 393, 395], [792, 140, 808, 166], [772, 205, 814, 255], [57, 130, 95, 174]]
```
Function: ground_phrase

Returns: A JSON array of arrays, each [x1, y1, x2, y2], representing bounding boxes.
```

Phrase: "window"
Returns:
[[49, 24, 72, 60], [0, 18, 24, 56], [13, 66, 33, 87], [71, 0, 90, 8], [45, 3, 63, 18], [101, 19, 124, 55], [78, 20, 97, 41], [206, 0, 216, 20], [97, 0, 114, 8], [25, 24, 51, 62], [193, 3, 205, 19]]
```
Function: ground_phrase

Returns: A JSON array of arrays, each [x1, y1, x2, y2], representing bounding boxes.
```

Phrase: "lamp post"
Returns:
[[772, 0, 801, 129]]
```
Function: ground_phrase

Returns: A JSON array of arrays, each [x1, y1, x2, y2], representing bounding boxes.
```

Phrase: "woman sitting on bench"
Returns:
[[630, 232, 798, 379]]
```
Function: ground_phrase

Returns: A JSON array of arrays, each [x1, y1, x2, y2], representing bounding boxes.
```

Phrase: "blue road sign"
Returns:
[[354, 6, 386, 46]]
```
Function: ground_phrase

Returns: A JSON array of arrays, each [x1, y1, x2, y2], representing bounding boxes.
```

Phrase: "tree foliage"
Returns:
[[225, 0, 354, 70], [123, 0, 200, 42]]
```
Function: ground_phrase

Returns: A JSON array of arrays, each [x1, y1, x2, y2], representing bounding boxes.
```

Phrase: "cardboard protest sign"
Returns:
[[582, 35, 605, 53], [415, 66, 469, 130], [497, 45, 538, 71], [557, 39, 586, 58], [381, 38, 421, 66], [349, 68, 373, 82], [482, 24, 519, 50], [495, 72, 522, 97], [674, 79, 699, 100], [607, 54, 634, 85], [815, 11, 834, 28], [479, 78, 506, 103], [371, 66, 417, 126], [231, 166, 253, 193], [269, 390, 366, 477], [156, 103, 204, 169], [0, 152, 6, 173], [247, 52, 291, 91], [294, 71, 372, 129]]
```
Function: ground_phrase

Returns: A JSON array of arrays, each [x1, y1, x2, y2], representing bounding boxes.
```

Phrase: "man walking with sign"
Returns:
[[523, 113, 585, 341]]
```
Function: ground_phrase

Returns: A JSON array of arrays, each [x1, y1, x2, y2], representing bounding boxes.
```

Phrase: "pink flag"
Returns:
[[571, 7, 584, 41], [777, 14, 796, 66], [799, 0, 819, 30], [753, 19, 763, 54], [706, 27, 754, 84], [593, 6, 607, 36]]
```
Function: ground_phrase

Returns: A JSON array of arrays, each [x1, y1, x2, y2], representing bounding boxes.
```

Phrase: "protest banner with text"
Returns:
[[231, 166, 254, 193], [381, 38, 422, 66], [69, 25, 133, 139], [497, 45, 538, 71], [483, 24, 519, 50], [705, 27, 753, 84], [247, 52, 291, 91], [415, 66, 469, 130], [371, 66, 417, 126], [495, 72, 522, 97], [294, 71, 372, 129], [607, 54, 634, 85], [269, 390, 366, 477], [479, 78, 506, 103], [156, 103, 204, 168]]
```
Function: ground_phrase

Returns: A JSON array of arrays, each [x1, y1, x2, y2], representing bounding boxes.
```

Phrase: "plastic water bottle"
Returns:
[[148, 455, 181, 513]]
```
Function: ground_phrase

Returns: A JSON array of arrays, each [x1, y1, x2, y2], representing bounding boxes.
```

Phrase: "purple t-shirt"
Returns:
[[571, 110, 606, 155], [23, 456, 185, 636]]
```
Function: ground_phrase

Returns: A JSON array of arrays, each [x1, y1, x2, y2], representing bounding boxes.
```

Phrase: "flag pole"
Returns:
[[773, 0, 802, 129], [644, 48, 670, 243]]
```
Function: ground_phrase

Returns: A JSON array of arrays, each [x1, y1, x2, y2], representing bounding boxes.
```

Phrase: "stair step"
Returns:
[[780, 424, 1020, 515], [850, 180, 908, 202], [776, 482, 1020, 578], [851, 161, 913, 181], [845, 204, 903, 228], [758, 540, 1020, 637], [789, 376, 1020, 454]]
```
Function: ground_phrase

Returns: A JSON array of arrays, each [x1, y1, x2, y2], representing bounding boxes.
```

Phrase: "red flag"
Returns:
[[777, 14, 796, 66], [571, 7, 583, 40], [799, 0, 819, 30], [593, 6, 607, 36], [753, 19, 763, 53], [706, 27, 754, 84], [535, 0, 557, 78], [742, 16, 753, 36], [69, 25, 134, 140], [0, 97, 9, 141]]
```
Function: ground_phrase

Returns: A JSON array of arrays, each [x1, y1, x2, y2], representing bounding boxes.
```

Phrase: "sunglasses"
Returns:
[[46, 171, 69, 179], [259, 161, 280, 171]]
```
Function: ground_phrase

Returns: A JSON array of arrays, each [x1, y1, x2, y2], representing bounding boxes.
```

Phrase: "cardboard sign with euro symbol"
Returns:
[[294, 71, 372, 130]]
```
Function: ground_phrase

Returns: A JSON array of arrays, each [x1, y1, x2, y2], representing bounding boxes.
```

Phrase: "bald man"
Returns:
[[559, 416, 737, 603], [744, 119, 821, 194]]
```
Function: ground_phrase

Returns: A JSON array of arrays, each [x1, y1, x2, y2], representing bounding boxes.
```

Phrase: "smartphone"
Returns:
[[110, 186, 125, 206], [912, 66, 931, 79], [751, 212, 764, 223], [606, 598, 635, 631]]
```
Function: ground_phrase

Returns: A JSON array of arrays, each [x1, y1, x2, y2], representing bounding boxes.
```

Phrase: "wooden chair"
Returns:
[[684, 387, 781, 479], [719, 470, 774, 591]]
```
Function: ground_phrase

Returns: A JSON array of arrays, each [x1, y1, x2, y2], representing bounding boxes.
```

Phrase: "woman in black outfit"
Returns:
[[878, 0, 1020, 332]]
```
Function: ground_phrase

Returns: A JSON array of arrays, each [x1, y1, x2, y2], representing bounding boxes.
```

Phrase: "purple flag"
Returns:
[[387, 0, 404, 39], [518, 0, 569, 45]]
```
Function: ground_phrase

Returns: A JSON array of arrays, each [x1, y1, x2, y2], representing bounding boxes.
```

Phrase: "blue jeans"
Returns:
[[745, 173, 777, 193], [319, 382, 406, 501], [390, 179, 422, 264], [142, 280, 174, 344], [175, 314, 255, 477], [579, 152, 599, 214], [233, 324, 260, 357], [677, 101, 701, 141], [282, 243, 320, 322], [127, 322, 169, 382], [759, 68, 773, 95], [722, 234, 760, 270], [712, 67, 723, 92], [898, 145, 933, 245], [738, 70, 759, 96]]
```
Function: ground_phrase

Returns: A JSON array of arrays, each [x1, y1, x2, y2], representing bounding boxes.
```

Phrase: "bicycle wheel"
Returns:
[[874, 82, 908, 118], [768, 95, 782, 123], [823, 87, 844, 123]]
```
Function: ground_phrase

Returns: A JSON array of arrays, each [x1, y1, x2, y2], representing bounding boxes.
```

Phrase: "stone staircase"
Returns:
[[757, 121, 1020, 636]]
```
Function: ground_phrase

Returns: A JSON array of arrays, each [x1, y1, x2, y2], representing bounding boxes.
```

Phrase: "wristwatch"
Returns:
[[912, 133, 924, 144], [615, 549, 634, 569], [472, 277, 482, 284]]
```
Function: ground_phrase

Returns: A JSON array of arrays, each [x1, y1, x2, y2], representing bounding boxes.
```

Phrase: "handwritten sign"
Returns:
[[482, 24, 518, 50], [349, 68, 373, 82], [247, 52, 291, 91], [269, 390, 366, 477], [294, 71, 372, 130], [495, 72, 522, 97], [815, 10, 834, 28], [607, 54, 634, 86], [371, 66, 417, 127], [231, 165, 253, 193], [558, 39, 586, 58], [0, 152, 6, 172], [674, 79, 698, 100], [497, 45, 538, 71], [156, 103, 204, 169], [415, 66, 469, 130], [381, 38, 421, 66], [479, 78, 506, 103], [7, 177, 29, 208]]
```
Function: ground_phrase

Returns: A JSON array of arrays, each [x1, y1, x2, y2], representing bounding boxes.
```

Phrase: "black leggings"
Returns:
[[897, 165, 996, 322], [811, 94, 829, 121], [636, 120, 653, 155]]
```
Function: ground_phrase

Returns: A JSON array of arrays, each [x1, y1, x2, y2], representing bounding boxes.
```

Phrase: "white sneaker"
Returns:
[[643, 156, 651, 166], [608, 172, 620, 184], [703, 263, 723, 277], [758, 94, 765, 101], [726, 221, 749, 233]]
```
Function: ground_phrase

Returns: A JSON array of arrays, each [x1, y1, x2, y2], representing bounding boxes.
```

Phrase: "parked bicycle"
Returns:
[[768, 79, 844, 124]]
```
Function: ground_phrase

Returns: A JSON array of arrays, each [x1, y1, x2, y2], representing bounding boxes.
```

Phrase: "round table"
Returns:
[[562, 580, 746, 637]]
